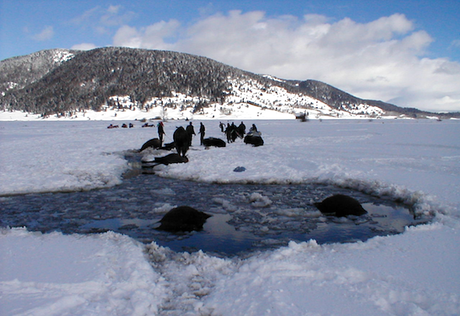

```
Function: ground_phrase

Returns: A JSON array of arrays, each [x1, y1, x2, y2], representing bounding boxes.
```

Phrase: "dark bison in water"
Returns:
[[157, 206, 212, 232], [203, 137, 226, 148], [139, 138, 162, 152], [173, 126, 189, 157], [314, 194, 367, 217], [142, 153, 189, 166]]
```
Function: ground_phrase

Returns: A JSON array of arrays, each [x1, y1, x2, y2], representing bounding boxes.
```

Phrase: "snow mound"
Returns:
[[0, 228, 167, 315]]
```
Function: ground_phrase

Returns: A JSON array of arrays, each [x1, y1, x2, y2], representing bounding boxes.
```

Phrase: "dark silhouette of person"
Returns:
[[186, 122, 196, 146], [225, 123, 232, 143], [158, 121, 166, 146], [237, 121, 246, 137], [249, 124, 258, 133], [199, 122, 206, 145]]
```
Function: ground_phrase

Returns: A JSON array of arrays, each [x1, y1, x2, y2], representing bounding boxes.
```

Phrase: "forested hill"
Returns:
[[0, 47, 449, 118]]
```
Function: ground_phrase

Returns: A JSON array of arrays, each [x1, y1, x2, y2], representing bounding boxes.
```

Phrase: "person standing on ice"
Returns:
[[199, 122, 206, 146], [186, 122, 196, 146], [158, 121, 166, 146]]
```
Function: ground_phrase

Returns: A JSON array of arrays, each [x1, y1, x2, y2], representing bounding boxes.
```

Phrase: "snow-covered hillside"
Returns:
[[0, 75, 391, 122], [2, 47, 431, 120]]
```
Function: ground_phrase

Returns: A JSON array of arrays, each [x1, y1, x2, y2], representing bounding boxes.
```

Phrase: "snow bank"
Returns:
[[205, 223, 460, 315], [0, 228, 167, 315]]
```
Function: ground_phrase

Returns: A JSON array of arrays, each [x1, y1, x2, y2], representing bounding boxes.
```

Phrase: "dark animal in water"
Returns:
[[143, 153, 189, 166], [173, 126, 189, 157], [203, 137, 226, 148], [314, 194, 367, 217], [157, 206, 212, 232], [139, 138, 161, 152], [244, 133, 264, 147]]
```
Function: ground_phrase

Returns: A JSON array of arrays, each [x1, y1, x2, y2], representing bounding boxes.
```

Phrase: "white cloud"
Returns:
[[32, 26, 54, 41], [71, 5, 135, 35], [100, 5, 135, 28], [113, 20, 180, 50], [111, 11, 460, 112]]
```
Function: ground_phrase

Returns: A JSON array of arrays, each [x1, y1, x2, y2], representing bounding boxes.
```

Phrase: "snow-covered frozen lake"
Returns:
[[1, 118, 460, 315]]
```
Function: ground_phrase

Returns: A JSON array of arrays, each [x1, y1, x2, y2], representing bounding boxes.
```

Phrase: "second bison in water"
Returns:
[[314, 194, 367, 217], [157, 206, 212, 232]]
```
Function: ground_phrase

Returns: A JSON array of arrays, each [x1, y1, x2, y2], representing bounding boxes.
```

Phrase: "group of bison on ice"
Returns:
[[109, 120, 368, 233]]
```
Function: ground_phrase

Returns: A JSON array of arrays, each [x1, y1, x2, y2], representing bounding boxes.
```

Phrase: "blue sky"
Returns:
[[1, 0, 459, 112]]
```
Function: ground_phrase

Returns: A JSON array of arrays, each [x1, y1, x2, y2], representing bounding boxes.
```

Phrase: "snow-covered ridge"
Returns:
[[52, 49, 75, 64], [0, 49, 77, 97], [262, 74, 286, 83]]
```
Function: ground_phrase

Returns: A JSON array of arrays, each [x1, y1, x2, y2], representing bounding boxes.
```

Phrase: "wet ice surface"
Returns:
[[0, 171, 430, 257]]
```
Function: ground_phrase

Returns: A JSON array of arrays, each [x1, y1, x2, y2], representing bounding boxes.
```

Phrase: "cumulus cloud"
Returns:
[[113, 20, 181, 50], [111, 10, 460, 112], [32, 26, 54, 41]]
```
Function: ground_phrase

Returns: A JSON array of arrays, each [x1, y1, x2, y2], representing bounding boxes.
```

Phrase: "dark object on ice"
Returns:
[[160, 141, 176, 151], [233, 166, 246, 172], [185, 122, 196, 146], [107, 124, 119, 129], [237, 122, 246, 137], [296, 112, 308, 122], [314, 194, 367, 217], [139, 138, 161, 152], [203, 137, 226, 148], [225, 123, 240, 143], [143, 153, 189, 166], [173, 126, 189, 157], [244, 131, 264, 147], [157, 206, 212, 232]]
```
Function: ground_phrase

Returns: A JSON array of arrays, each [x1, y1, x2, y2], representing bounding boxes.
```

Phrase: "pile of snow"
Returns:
[[0, 229, 168, 315], [1, 118, 460, 315]]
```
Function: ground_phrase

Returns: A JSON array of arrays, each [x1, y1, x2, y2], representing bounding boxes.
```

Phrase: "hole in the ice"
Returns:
[[0, 168, 433, 257]]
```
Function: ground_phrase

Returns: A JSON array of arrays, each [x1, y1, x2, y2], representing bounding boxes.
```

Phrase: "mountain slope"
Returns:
[[0, 49, 78, 96], [0, 47, 449, 119]]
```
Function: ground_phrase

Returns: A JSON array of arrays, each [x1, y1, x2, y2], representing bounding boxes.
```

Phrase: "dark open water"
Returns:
[[0, 160, 431, 257]]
